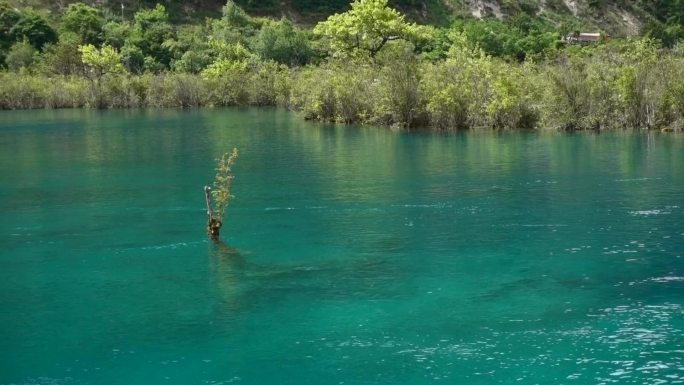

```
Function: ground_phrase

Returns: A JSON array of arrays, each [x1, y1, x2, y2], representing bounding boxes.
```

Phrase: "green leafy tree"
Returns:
[[79, 43, 124, 79], [120, 43, 145, 73], [421, 33, 493, 130], [374, 42, 425, 127], [61, 2, 104, 45], [200, 39, 255, 105], [165, 25, 215, 73], [209, 1, 260, 47], [10, 9, 57, 50], [102, 20, 129, 49], [0, 1, 19, 35], [450, 17, 558, 61], [313, 0, 429, 58], [486, 61, 540, 128], [5, 39, 37, 71], [79, 43, 125, 107], [172, 49, 214, 73], [253, 19, 314, 66], [649, 0, 684, 25], [0, 0, 20, 64], [40, 32, 84, 75], [642, 20, 684, 48], [223, 1, 251, 28], [124, 4, 174, 71]]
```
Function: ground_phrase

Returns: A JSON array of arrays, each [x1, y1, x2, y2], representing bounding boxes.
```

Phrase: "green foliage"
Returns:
[[0, 1, 19, 33], [290, 60, 376, 123], [374, 42, 426, 127], [165, 25, 213, 73], [79, 43, 124, 78], [146, 73, 205, 107], [639, 0, 684, 25], [291, 43, 426, 128], [253, 19, 315, 66], [10, 8, 57, 50], [214, 1, 263, 46], [0, 72, 90, 109], [61, 2, 104, 45], [134, 4, 169, 28], [40, 33, 84, 75], [172, 50, 213, 73], [202, 57, 249, 79], [201, 54, 251, 105], [641, 20, 684, 48], [0, 0, 20, 63], [313, 0, 429, 58], [126, 4, 174, 71], [195, 38, 257, 104], [223, 1, 251, 28], [449, 17, 560, 61], [669, 78, 684, 129], [212, 148, 239, 221], [120, 43, 144, 73], [288, 0, 348, 14], [421, 38, 492, 129], [102, 20, 128, 49], [248, 60, 291, 106], [542, 61, 593, 130], [487, 61, 540, 128], [209, 39, 254, 62], [290, 65, 337, 121], [5, 39, 38, 71]]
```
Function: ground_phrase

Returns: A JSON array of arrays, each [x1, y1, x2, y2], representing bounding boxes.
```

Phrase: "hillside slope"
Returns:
[[7, 0, 679, 35]]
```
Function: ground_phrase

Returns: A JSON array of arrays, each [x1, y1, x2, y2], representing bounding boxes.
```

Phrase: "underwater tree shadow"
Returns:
[[208, 240, 414, 315]]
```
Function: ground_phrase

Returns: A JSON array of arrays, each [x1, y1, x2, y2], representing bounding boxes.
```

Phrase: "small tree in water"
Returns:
[[205, 148, 239, 240]]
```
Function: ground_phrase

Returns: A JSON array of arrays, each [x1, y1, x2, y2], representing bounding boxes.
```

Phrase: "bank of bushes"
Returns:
[[288, 40, 684, 131], [3, 40, 684, 132], [3, 43, 684, 132], [0, 61, 292, 109]]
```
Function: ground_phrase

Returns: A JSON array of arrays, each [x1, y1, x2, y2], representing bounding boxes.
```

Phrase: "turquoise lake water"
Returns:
[[1, 108, 683, 385]]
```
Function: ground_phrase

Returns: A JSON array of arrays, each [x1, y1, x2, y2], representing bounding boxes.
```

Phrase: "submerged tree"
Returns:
[[205, 148, 239, 240]]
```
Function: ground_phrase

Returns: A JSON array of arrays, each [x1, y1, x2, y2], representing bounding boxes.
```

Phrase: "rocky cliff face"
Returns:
[[450, 0, 644, 35], [8, 0, 653, 35]]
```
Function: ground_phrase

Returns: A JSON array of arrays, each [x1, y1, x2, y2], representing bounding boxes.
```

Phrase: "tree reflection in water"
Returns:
[[208, 241, 247, 314]]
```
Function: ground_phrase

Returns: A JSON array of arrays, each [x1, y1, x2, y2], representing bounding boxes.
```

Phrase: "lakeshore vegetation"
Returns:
[[1, 0, 683, 131]]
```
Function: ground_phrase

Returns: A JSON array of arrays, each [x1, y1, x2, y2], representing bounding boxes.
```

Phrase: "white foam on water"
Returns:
[[264, 207, 296, 211], [630, 205, 679, 216], [652, 276, 684, 282], [141, 240, 205, 250], [630, 209, 671, 216], [615, 177, 662, 182], [392, 203, 453, 209]]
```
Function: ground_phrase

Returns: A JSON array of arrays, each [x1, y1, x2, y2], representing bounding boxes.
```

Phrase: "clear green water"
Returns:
[[1, 108, 684, 385]]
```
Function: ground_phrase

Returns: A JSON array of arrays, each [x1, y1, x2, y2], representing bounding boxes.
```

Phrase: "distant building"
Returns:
[[565, 32, 609, 44]]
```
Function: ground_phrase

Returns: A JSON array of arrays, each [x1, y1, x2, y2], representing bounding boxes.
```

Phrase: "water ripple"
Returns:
[[629, 206, 679, 216]]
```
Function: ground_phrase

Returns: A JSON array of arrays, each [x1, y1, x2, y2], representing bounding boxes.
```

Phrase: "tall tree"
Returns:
[[0, 1, 20, 64], [61, 2, 104, 45], [79, 43, 124, 80], [127, 4, 174, 71], [79, 43, 125, 107], [10, 8, 57, 50], [313, 0, 429, 58], [253, 19, 314, 66]]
